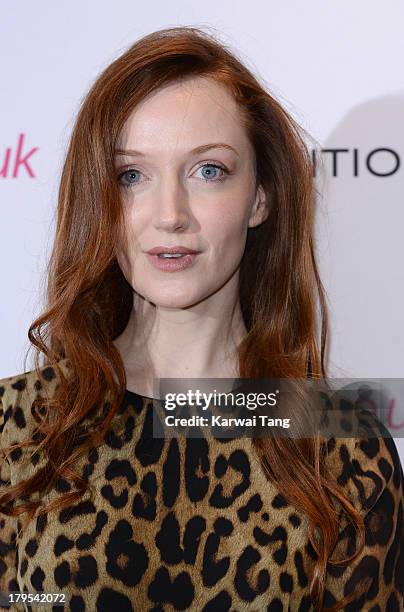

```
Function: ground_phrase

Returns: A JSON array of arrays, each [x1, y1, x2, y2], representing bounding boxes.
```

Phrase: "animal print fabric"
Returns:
[[0, 359, 403, 611]]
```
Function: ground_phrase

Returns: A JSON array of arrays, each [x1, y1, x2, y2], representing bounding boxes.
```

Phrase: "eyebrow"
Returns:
[[114, 142, 239, 158]]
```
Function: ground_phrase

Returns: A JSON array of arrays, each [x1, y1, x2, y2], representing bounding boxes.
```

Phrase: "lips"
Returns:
[[146, 245, 200, 255], [146, 250, 200, 272]]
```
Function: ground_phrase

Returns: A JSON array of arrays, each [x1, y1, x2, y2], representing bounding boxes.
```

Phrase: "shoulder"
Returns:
[[321, 411, 404, 606], [323, 408, 404, 527], [0, 358, 72, 448]]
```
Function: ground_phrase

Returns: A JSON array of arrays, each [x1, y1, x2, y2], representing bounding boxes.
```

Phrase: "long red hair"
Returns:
[[1, 26, 366, 610]]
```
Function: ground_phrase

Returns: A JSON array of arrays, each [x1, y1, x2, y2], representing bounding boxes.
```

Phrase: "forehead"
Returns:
[[116, 76, 250, 156]]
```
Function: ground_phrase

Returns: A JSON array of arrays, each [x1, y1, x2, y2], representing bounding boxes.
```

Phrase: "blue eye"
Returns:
[[118, 169, 142, 187], [196, 163, 228, 182]]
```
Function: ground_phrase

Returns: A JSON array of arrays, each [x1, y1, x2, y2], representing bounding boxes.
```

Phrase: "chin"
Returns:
[[153, 296, 200, 310], [138, 286, 196, 308]]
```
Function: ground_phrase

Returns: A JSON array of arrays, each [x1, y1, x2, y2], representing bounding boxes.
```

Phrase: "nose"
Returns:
[[152, 171, 191, 232]]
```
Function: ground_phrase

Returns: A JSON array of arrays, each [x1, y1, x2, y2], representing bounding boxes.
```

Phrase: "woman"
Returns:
[[0, 26, 403, 612]]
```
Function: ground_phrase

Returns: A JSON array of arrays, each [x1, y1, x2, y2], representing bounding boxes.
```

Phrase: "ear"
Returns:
[[248, 184, 269, 228]]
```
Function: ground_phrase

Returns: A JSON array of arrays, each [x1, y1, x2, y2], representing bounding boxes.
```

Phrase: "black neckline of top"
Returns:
[[124, 387, 161, 402], [123, 381, 258, 403]]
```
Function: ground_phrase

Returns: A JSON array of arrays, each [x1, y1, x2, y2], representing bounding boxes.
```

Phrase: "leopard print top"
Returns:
[[0, 359, 403, 611]]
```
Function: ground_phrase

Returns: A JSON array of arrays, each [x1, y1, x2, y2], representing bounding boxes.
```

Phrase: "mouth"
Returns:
[[146, 252, 200, 272], [155, 253, 190, 259]]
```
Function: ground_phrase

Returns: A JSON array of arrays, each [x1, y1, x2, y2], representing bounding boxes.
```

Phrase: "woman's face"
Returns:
[[114, 75, 267, 309]]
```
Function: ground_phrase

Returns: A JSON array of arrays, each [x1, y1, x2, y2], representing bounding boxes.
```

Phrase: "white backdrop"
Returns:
[[1, 1, 403, 460]]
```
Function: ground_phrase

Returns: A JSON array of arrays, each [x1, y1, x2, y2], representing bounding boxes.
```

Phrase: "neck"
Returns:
[[113, 280, 247, 397]]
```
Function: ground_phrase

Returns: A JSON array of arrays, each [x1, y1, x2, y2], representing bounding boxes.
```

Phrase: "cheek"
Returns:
[[202, 200, 250, 258], [114, 215, 143, 280], [119, 207, 147, 253]]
